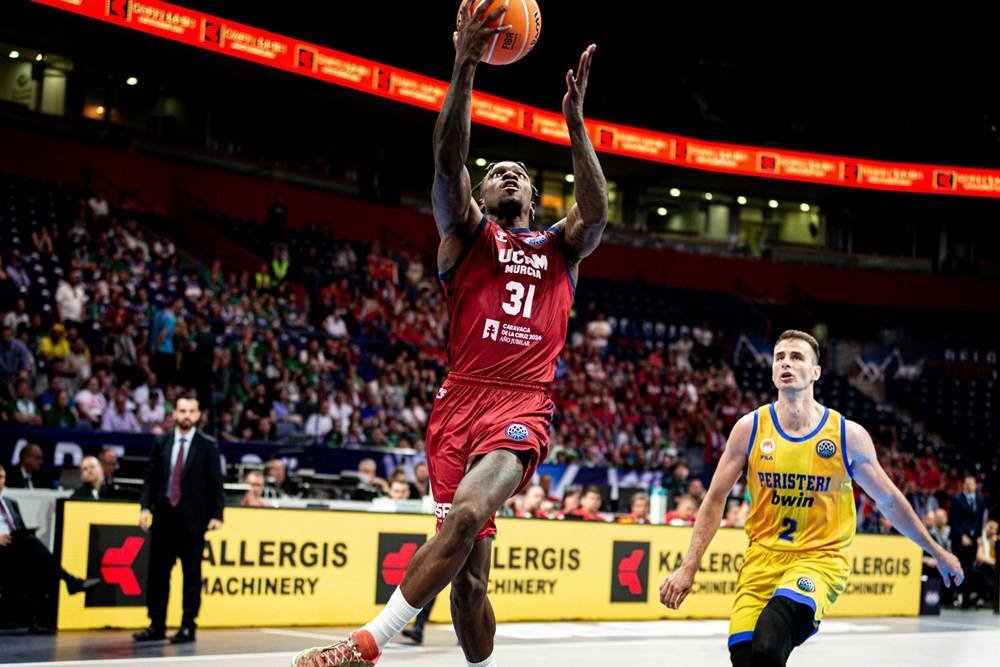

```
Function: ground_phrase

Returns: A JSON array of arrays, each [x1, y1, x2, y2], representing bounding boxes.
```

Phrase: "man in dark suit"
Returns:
[[95, 446, 139, 500], [0, 464, 98, 632], [98, 447, 119, 487], [6, 443, 49, 489], [133, 394, 225, 644], [267, 458, 300, 497], [71, 456, 106, 500], [950, 474, 987, 608]]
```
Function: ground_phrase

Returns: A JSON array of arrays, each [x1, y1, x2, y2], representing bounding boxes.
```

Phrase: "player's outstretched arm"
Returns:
[[432, 0, 510, 241], [847, 420, 964, 588], [555, 44, 608, 263], [660, 412, 753, 609]]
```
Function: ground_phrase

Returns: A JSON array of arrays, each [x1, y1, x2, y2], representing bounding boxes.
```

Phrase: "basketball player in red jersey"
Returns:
[[291, 2, 607, 666]]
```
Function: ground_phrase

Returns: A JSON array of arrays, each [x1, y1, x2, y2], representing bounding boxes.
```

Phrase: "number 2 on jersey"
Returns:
[[502, 280, 536, 318], [779, 517, 797, 542]]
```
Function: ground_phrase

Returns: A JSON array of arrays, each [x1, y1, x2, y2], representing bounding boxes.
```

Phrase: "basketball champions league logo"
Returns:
[[815, 439, 837, 459], [505, 423, 529, 442]]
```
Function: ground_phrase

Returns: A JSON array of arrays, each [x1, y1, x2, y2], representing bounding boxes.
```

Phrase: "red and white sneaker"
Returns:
[[289, 630, 381, 667]]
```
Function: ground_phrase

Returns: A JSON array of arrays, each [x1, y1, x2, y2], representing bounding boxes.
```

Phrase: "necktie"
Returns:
[[0, 498, 16, 530], [169, 438, 186, 507]]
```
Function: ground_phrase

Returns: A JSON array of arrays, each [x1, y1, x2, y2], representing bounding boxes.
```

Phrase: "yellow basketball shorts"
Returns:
[[728, 542, 850, 649]]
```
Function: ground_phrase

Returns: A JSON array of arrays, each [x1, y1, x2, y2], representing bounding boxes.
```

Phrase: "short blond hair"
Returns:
[[776, 330, 820, 364]]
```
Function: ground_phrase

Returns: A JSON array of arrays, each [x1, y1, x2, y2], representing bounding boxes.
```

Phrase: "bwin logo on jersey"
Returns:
[[816, 439, 837, 459], [505, 423, 530, 442]]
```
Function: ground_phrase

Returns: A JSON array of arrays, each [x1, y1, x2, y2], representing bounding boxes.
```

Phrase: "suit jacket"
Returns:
[[139, 431, 225, 536], [4, 466, 50, 490], [950, 492, 986, 547], [0, 495, 26, 531], [71, 484, 104, 500]]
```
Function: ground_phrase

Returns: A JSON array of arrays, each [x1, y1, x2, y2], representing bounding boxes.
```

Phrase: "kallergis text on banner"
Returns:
[[56, 502, 921, 629], [58, 501, 362, 629]]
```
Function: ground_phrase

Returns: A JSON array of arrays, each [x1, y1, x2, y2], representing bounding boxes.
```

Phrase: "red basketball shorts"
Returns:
[[426, 372, 553, 540]]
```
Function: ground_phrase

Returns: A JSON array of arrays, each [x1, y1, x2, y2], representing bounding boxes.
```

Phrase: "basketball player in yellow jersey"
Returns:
[[660, 330, 964, 667]]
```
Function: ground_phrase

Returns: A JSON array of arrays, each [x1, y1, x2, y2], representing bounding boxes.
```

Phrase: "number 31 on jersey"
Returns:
[[502, 280, 536, 318]]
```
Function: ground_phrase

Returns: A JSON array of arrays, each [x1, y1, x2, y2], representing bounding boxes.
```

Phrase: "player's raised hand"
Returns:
[[454, 0, 512, 66], [563, 44, 596, 128]]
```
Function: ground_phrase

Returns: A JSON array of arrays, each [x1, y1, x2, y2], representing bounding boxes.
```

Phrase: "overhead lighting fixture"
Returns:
[[736, 196, 748, 205], [474, 158, 487, 167], [669, 188, 681, 197], [125, 76, 139, 86], [800, 203, 810, 212], [35, 53, 43, 62], [704, 192, 713, 201], [768, 199, 779, 209], [564, 174, 575, 183], [96, 106, 105, 115], [656, 207, 668, 217], [8, 50, 19, 59]]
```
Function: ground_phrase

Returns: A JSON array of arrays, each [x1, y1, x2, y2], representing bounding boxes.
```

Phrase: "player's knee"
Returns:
[[751, 597, 804, 667], [441, 503, 486, 545]]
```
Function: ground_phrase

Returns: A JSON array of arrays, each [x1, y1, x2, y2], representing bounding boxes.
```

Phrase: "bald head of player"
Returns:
[[478, 161, 536, 228], [772, 330, 821, 394]]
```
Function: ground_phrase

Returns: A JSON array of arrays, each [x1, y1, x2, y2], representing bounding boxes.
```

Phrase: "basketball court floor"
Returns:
[[2, 610, 997, 666]]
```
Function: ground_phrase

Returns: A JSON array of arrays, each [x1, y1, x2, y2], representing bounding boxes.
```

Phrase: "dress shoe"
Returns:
[[170, 626, 196, 644], [133, 626, 166, 641], [401, 626, 424, 645], [28, 624, 56, 635], [66, 577, 101, 594]]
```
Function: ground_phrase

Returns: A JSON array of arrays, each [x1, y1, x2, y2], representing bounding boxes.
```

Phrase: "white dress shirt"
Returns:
[[0, 494, 15, 535]]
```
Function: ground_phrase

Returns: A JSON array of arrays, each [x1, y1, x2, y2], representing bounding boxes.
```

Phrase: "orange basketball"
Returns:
[[457, 0, 542, 66]]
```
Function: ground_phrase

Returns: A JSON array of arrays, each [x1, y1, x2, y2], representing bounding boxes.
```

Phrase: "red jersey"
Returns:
[[439, 216, 575, 385]]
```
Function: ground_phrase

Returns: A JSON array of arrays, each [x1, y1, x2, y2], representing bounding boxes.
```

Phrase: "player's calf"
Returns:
[[451, 563, 489, 614], [728, 641, 752, 667]]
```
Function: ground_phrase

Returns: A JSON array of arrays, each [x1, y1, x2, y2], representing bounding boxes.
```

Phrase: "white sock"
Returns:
[[361, 587, 422, 650], [468, 652, 497, 667]]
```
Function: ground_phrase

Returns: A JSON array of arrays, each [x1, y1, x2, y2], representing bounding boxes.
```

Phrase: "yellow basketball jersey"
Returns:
[[745, 403, 856, 552]]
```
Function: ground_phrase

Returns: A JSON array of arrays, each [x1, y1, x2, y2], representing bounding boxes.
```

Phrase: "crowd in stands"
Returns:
[[0, 179, 446, 450], [0, 175, 995, 578]]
